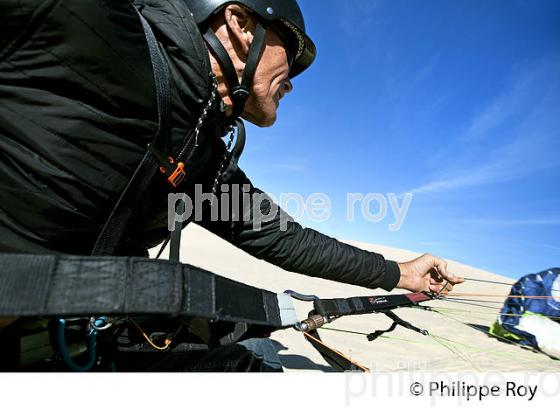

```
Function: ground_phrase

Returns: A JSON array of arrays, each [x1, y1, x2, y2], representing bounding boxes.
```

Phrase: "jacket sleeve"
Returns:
[[193, 164, 401, 291]]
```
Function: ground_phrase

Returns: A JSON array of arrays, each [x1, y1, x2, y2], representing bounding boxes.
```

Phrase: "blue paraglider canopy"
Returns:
[[490, 268, 560, 358]]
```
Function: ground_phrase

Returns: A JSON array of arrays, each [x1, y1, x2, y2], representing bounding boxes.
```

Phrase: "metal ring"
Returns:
[[89, 316, 112, 331]]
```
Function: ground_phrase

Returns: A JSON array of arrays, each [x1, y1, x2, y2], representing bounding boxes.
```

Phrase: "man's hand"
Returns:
[[396, 253, 464, 293]]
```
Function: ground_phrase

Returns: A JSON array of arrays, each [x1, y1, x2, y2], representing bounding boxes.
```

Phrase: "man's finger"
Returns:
[[429, 281, 454, 295], [441, 282, 454, 294], [431, 256, 464, 285]]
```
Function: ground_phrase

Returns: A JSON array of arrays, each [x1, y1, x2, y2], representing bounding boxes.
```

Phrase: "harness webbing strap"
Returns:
[[91, 8, 172, 256], [0, 254, 298, 329], [313, 293, 432, 317], [298, 293, 433, 371], [169, 198, 185, 263]]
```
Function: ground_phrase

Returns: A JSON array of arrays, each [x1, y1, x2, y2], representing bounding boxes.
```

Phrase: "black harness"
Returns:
[[0, 254, 298, 370], [0, 7, 286, 371]]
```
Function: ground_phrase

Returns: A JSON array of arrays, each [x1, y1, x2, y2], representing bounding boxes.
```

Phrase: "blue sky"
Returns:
[[240, 0, 560, 279]]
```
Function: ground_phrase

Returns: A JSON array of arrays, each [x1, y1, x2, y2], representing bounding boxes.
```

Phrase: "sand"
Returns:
[[150, 224, 560, 372]]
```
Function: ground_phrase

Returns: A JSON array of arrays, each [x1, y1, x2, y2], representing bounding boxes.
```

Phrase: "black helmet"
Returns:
[[183, 0, 316, 119], [185, 0, 316, 79]]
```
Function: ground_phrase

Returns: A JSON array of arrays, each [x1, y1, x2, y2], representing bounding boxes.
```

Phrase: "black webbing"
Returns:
[[366, 318, 399, 342], [138, 8, 172, 147], [169, 198, 185, 263], [91, 8, 172, 256], [366, 311, 429, 341], [204, 28, 241, 97], [240, 23, 267, 87], [0, 253, 291, 328], [313, 294, 425, 317]]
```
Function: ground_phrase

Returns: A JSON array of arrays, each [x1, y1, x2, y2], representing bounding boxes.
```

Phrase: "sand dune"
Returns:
[[151, 224, 559, 372]]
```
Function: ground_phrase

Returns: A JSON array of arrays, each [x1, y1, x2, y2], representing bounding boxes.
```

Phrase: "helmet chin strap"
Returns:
[[203, 23, 267, 120]]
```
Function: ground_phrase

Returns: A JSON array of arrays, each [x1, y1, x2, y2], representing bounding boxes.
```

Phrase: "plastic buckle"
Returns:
[[159, 157, 186, 188], [231, 86, 250, 102], [149, 144, 186, 188]]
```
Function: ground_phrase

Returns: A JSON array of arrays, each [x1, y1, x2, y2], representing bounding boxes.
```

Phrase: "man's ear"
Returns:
[[223, 4, 255, 61]]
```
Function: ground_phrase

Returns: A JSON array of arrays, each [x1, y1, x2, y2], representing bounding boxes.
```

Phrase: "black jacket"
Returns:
[[0, 0, 400, 290]]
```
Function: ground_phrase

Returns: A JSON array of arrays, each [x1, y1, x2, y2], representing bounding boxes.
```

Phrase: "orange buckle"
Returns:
[[167, 161, 185, 187], [159, 156, 186, 188]]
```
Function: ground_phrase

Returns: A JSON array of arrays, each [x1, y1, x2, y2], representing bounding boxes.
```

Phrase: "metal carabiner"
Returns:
[[57, 318, 97, 372]]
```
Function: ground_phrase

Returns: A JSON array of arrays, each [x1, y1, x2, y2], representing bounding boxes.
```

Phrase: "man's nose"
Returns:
[[282, 79, 293, 94]]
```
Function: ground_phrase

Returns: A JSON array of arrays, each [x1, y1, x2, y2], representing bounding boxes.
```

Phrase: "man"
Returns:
[[0, 0, 462, 371]]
